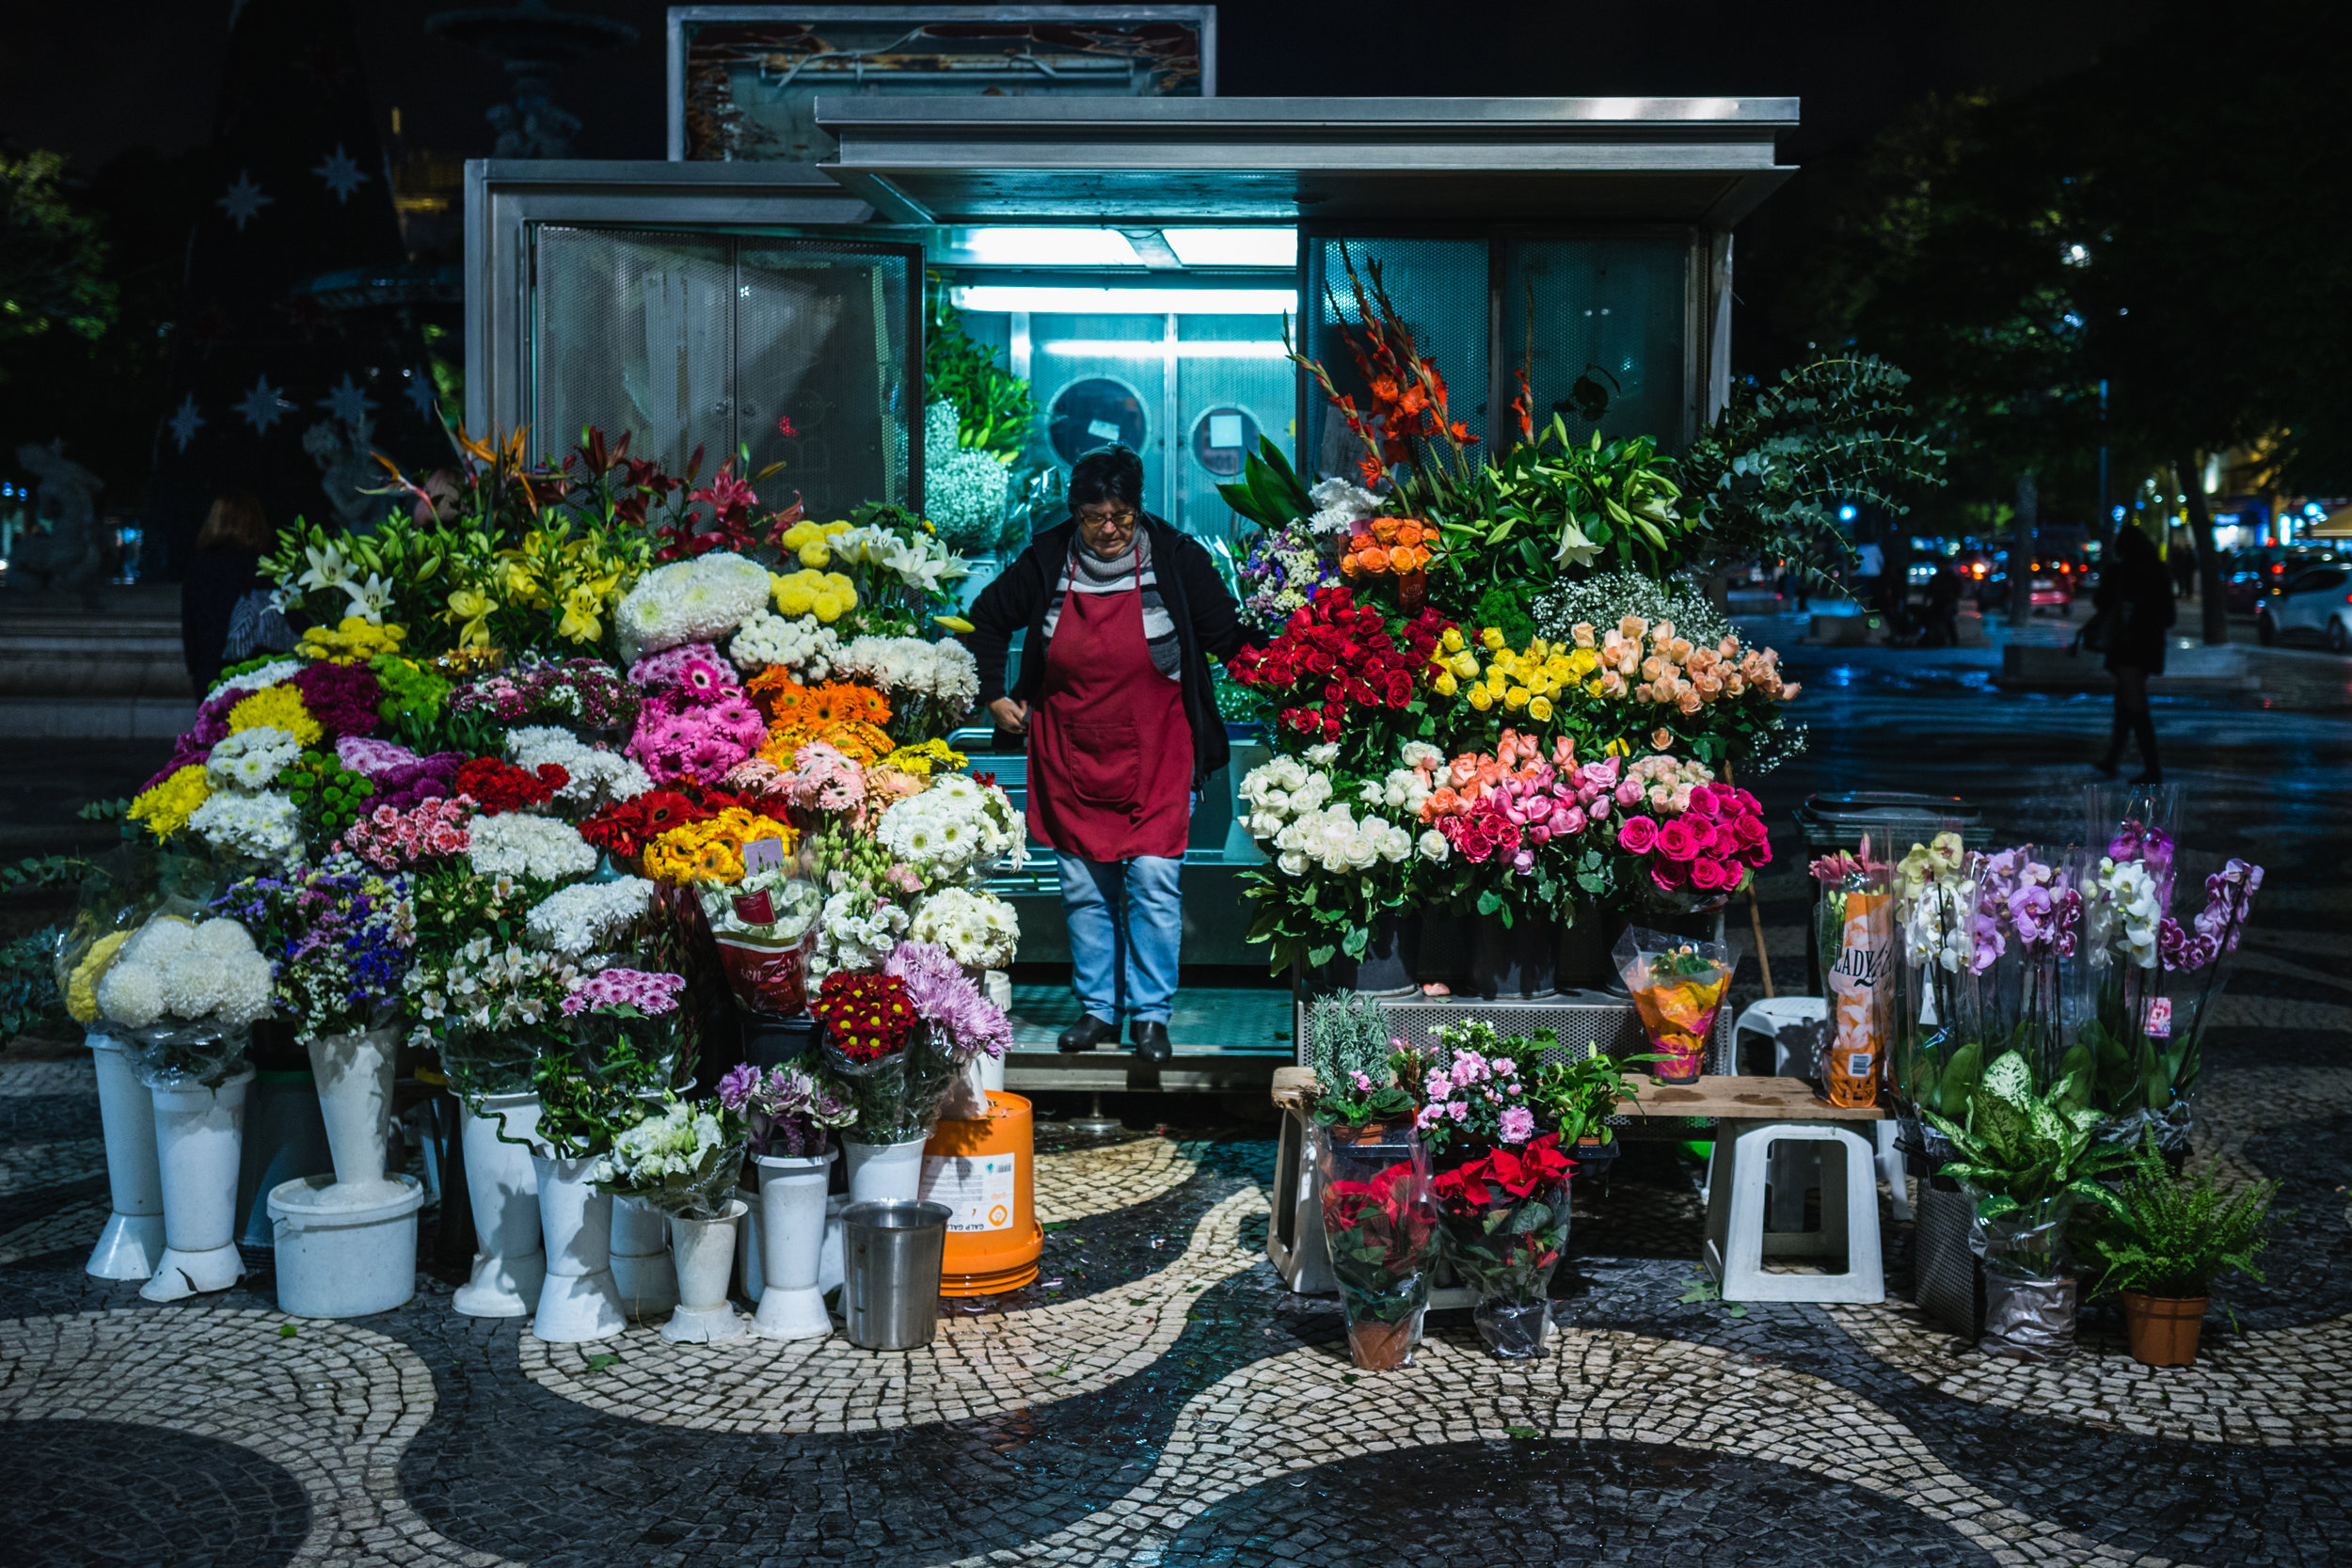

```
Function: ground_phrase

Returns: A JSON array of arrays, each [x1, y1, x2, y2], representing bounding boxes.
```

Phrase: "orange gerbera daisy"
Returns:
[[818, 720, 896, 767], [797, 679, 891, 729], [746, 666, 806, 722]]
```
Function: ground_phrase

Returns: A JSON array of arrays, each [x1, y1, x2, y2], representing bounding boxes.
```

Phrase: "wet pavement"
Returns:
[[3, 633, 2349, 1565]]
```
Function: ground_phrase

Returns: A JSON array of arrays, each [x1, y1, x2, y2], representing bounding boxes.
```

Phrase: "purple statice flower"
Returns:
[[1497, 1105, 1535, 1145]]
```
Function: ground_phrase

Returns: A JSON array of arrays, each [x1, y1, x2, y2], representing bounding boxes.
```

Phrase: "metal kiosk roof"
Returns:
[[813, 95, 1798, 227]]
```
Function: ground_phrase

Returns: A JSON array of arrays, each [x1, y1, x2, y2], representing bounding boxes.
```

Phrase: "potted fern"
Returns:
[[2085, 1132, 2279, 1368], [1924, 1049, 2135, 1361]]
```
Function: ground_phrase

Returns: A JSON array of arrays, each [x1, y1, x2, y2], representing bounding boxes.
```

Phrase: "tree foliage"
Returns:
[[0, 151, 115, 347]]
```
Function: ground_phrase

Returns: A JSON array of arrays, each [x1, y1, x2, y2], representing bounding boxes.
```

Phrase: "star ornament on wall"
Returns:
[[312, 145, 369, 203], [403, 365, 437, 420], [238, 375, 293, 434], [167, 394, 205, 452], [320, 373, 376, 428], [217, 171, 274, 231]]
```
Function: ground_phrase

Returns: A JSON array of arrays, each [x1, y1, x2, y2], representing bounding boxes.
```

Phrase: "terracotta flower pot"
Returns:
[[2121, 1291, 2207, 1367], [1345, 1313, 1418, 1370]]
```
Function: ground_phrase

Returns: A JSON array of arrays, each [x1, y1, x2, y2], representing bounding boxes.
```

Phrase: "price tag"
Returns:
[[742, 836, 786, 873], [2145, 996, 2173, 1038]]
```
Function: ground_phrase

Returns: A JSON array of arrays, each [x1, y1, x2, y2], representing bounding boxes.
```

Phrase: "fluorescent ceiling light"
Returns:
[[953, 228, 1142, 267], [1162, 229, 1298, 268], [951, 285, 1297, 315], [1038, 340, 1291, 359]]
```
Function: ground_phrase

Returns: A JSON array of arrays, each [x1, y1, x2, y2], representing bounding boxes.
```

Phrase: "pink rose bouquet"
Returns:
[[1611, 759, 1770, 900]]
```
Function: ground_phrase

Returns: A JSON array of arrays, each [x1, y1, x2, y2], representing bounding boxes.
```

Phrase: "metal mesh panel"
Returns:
[[1501, 239, 1689, 450], [1306, 237, 1489, 483], [534, 227, 732, 478], [739, 244, 911, 518], [1914, 1181, 1984, 1338]]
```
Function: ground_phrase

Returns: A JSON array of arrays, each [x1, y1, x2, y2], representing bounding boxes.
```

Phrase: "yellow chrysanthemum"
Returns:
[[66, 929, 132, 1024], [227, 686, 322, 746], [296, 616, 406, 665], [129, 763, 213, 838]]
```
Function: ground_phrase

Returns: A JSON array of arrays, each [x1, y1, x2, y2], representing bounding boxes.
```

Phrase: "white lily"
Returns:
[[298, 541, 354, 594], [340, 572, 395, 624]]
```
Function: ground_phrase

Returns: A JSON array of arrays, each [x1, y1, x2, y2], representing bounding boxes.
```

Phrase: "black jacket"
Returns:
[[2093, 537, 2176, 675], [962, 514, 1248, 787]]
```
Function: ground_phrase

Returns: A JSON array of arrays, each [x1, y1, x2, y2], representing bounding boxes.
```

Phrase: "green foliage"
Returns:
[[1681, 356, 1947, 580], [924, 289, 1037, 459], [2083, 1132, 2280, 1300], [1527, 1048, 1646, 1148], [1469, 583, 1534, 650], [0, 854, 97, 895], [372, 654, 452, 749], [75, 798, 128, 823], [1923, 1049, 2134, 1227], [1438, 420, 1694, 586], [1216, 436, 1315, 533], [0, 927, 67, 1039], [0, 150, 115, 345]]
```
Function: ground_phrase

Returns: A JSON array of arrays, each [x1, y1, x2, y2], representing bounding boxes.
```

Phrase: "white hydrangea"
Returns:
[[1307, 476, 1381, 535], [613, 550, 774, 661], [729, 608, 841, 678], [468, 813, 597, 881], [525, 877, 655, 959], [205, 725, 302, 792], [187, 790, 303, 864], [506, 726, 653, 812], [909, 885, 1022, 970]]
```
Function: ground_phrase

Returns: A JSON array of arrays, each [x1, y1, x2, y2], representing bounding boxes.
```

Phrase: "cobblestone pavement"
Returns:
[[3, 644, 2349, 1565]]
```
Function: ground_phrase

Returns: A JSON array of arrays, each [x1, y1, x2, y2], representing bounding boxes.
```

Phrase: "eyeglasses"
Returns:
[[1074, 508, 1137, 530]]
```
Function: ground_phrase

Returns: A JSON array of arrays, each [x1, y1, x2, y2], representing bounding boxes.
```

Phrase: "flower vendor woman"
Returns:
[[963, 446, 1246, 1062]]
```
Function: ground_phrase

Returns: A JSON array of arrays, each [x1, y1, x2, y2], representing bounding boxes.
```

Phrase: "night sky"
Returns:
[[5, 0, 2152, 172]]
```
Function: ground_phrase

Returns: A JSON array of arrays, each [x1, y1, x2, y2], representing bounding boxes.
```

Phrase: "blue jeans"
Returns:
[[1057, 851, 1183, 1025]]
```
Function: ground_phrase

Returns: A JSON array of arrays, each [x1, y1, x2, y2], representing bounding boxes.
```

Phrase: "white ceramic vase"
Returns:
[[86, 1033, 164, 1280], [454, 1092, 547, 1318], [664, 1197, 748, 1343], [842, 1136, 928, 1206], [531, 1151, 625, 1342], [610, 1196, 680, 1319], [753, 1150, 836, 1339], [305, 1026, 402, 1195], [142, 1068, 255, 1302]]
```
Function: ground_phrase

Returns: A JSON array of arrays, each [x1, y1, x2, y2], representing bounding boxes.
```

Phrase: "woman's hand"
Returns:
[[988, 696, 1029, 735]]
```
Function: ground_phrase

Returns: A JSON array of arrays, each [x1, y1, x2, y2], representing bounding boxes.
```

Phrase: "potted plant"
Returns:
[[718, 1061, 856, 1341], [561, 967, 691, 1320], [1303, 992, 1416, 1135], [596, 1090, 754, 1344], [1529, 1046, 1649, 1180], [2083, 1131, 2279, 1368], [1418, 1021, 1576, 1359], [1924, 1050, 2135, 1362], [814, 969, 959, 1203], [1315, 1125, 1438, 1371]]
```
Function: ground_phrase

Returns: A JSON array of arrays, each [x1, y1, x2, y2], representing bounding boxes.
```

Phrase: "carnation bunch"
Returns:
[[445, 657, 640, 737], [453, 756, 567, 815], [559, 965, 686, 1017], [335, 736, 421, 780], [506, 726, 654, 813], [343, 796, 475, 870]]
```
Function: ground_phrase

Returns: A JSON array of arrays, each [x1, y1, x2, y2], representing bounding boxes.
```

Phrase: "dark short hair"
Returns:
[[1069, 445, 1144, 512]]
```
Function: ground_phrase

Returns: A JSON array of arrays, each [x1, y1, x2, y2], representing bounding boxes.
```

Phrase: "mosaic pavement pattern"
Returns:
[[3, 645, 2350, 1565]]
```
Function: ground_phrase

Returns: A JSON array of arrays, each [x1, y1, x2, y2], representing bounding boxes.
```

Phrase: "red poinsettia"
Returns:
[[1321, 1159, 1438, 1275], [1228, 585, 1454, 747], [1432, 1133, 1576, 1209], [451, 757, 568, 815], [813, 972, 918, 1063]]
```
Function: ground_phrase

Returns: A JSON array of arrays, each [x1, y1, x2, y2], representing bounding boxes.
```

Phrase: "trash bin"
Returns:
[[841, 1199, 951, 1351], [1793, 792, 1992, 994]]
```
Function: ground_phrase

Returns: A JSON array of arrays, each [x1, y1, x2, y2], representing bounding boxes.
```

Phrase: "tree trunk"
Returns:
[[2009, 472, 2040, 626], [2178, 453, 2228, 644]]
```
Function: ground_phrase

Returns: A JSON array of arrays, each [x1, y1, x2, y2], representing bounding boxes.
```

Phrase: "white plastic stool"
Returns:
[[1734, 998, 1911, 1224], [1702, 1119, 1885, 1304]]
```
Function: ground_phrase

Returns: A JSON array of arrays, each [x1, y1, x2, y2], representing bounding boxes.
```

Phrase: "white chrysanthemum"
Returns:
[[206, 725, 302, 792], [909, 886, 1020, 969], [468, 813, 597, 881], [96, 959, 167, 1028], [206, 659, 304, 700], [729, 608, 841, 677], [507, 726, 654, 812], [525, 877, 655, 959], [187, 790, 303, 863], [614, 551, 773, 661], [190, 918, 257, 961]]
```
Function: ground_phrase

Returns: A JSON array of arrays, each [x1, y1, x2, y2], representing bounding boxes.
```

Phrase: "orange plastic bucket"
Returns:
[[921, 1090, 1041, 1297]]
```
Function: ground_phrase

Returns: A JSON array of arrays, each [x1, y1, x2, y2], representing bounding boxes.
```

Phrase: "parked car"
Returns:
[[2255, 562, 2352, 651], [2229, 546, 2341, 615], [1972, 550, 2085, 612]]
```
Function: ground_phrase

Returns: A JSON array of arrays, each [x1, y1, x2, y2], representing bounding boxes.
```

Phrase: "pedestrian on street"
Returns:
[[962, 446, 1247, 1063], [179, 490, 273, 693], [1924, 562, 1963, 647], [2091, 525, 2177, 784]]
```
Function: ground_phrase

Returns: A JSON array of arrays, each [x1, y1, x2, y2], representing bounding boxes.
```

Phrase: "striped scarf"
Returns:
[[1043, 531, 1181, 681]]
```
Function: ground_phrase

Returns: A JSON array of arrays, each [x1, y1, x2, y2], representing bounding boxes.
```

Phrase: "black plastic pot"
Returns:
[[1472, 912, 1560, 1000], [741, 1011, 820, 1069]]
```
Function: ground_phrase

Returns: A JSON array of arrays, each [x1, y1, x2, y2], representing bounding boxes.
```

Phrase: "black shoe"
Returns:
[[1057, 1015, 1120, 1053], [2091, 755, 2121, 778], [1132, 1022, 1173, 1064]]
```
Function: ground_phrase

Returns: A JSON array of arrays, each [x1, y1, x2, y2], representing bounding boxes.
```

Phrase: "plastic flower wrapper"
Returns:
[[885, 939, 1012, 1119], [1812, 846, 1896, 1109], [695, 840, 822, 1016], [1889, 830, 1989, 1131], [813, 969, 957, 1144], [1613, 927, 1732, 1084], [1433, 1132, 1576, 1360], [54, 838, 208, 1028], [97, 913, 277, 1087], [717, 1061, 856, 1159], [1315, 1120, 1439, 1370], [532, 975, 681, 1159], [593, 1095, 745, 1219]]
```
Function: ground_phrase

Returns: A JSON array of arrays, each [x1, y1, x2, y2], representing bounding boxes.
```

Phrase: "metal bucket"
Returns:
[[841, 1199, 951, 1351]]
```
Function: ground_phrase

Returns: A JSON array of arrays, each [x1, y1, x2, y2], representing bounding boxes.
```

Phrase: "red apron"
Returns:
[[1026, 559, 1192, 862]]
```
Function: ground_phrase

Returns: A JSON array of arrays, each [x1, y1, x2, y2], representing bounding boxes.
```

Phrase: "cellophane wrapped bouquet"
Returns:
[[1613, 928, 1733, 1083]]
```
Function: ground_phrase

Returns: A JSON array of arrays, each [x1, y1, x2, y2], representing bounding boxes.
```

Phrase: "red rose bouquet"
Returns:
[[1228, 585, 1454, 768]]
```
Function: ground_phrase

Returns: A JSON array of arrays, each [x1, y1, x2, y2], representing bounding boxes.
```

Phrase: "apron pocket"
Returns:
[[1057, 720, 1141, 809]]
